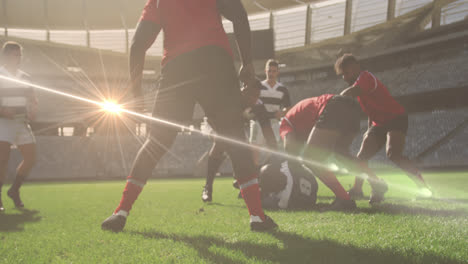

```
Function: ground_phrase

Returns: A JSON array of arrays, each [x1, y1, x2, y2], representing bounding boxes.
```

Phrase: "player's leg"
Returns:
[[386, 130, 428, 189], [8, 143, 36, 208], [202, 141, 227, 202], [7, 123, 36, 208], [102, 60, 196, 232], [213, 113, 277, 230], [351, 126, 386, 197], [249, 120, 262, 166], [337, 132, 387, 203], [0, 141, 12, 212], [197, 47, 276, 231]]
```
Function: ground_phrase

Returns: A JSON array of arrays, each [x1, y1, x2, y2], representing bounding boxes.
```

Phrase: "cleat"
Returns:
[[250, 215, 278, 232], [328, 198, 356, 211], [348, 187, 364, 200], [202, 185, 212, 202], [0, 198, 4, 212], [416, 187, 433, 200], [7, 189, 24, 208], [101, 214, 127, 232]]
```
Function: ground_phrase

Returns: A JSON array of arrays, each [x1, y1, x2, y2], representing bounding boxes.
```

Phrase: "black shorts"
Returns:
[[366, 114, 408, 143], [150, 45, 256, 178], [315, 95, 361, 135], [153, 46, 243, 127]]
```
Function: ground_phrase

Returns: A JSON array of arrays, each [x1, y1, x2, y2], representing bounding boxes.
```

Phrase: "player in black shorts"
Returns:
[[280, 94, 386, 209], [102, 0, 277, 232]]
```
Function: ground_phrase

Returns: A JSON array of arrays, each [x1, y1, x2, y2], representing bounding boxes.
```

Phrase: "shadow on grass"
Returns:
[[270, 202, 467, 217], [130, 229, 463, 264], [0, 208, 41, 232], [358, 203, 468, 217]]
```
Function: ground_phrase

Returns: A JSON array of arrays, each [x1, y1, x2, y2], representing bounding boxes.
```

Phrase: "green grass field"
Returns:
[[1, 172, 467, 264]]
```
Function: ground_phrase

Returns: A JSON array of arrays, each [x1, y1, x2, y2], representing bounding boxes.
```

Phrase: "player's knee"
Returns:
[[357, 149, 372, 161], [147, 128, 178, 149]]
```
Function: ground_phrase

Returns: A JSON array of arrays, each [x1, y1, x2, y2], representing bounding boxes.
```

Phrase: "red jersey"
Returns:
[[140, 0, 233, 66], [280, 94, 335, 142], [354, 71, 405, 126]]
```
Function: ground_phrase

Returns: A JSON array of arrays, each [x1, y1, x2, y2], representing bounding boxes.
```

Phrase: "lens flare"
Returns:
[[102, 100, 122, 114]]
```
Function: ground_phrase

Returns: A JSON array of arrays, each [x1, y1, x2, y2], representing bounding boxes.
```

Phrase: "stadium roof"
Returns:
[[0, 0, 317, 30]]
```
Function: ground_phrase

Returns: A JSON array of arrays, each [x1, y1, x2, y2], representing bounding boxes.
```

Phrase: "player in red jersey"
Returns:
[[336, 54, 430, 202], [280, 94, 364, 210], [101, 0, 277, 232]]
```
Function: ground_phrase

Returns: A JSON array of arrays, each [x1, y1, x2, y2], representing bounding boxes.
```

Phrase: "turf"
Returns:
[[0, 171, 467, 264]]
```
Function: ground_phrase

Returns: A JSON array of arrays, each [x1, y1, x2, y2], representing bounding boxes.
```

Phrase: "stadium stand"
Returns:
[[2, 0, 467, 180]]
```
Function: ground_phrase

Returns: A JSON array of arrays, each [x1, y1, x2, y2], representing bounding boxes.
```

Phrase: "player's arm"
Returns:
[[23, 74, 38, 121], [340, 85, 362, 97], [276, 87, 291, 119], [27, 88, 38, 121], [217, 0, 254, 83], [283, 132, 302, 156], [129, 20, 161, 100]]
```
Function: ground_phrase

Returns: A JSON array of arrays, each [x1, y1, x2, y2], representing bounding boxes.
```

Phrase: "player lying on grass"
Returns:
[[101, 0, 278, 232], [336, 54, 430, 199], [201, 80, 277, 202], [280, 94, 388, 209], [258, 158, 318, 210]]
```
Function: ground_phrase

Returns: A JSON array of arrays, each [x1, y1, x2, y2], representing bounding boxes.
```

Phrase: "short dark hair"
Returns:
[[334, 53, 358, 75], [259, 163, 287, 195], [265, 59, 279, 68], [2, 41, 22, 55]]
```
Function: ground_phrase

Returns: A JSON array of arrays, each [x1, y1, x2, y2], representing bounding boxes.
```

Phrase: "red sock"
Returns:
[[318, 171, 350, 200], [238, 175, 265, 221], [114, 177, 145, 214]]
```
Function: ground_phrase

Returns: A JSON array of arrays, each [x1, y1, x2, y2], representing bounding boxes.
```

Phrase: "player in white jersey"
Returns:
[[0, 42, 37, 211], [250, 59, 291, 164]]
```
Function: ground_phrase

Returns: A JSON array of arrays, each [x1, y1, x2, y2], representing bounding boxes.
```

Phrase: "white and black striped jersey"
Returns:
[[0, 66, 35, 120], [262, 160, 318, 209], [260, 80, 291, 117]]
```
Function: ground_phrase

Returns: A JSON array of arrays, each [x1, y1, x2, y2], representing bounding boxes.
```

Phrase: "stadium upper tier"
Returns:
[[1, 0, 467, 55]]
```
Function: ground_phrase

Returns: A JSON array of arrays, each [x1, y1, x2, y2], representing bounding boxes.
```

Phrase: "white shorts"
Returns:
[[249, 119, 281, 145], [0, 118, 36, 146]]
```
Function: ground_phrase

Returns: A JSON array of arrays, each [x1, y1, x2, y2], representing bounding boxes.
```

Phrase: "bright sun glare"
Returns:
[[102, 100, 122, 114]]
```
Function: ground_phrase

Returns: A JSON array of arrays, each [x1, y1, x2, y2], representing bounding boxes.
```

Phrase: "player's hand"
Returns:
[[0, 107, 15, 119], [274, 110, 287, 120], [242, 107, 256, 120], [239, 63, 255, 84]]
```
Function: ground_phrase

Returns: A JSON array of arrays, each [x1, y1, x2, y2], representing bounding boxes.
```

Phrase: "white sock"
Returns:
[[114, 210, 129, 218]]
